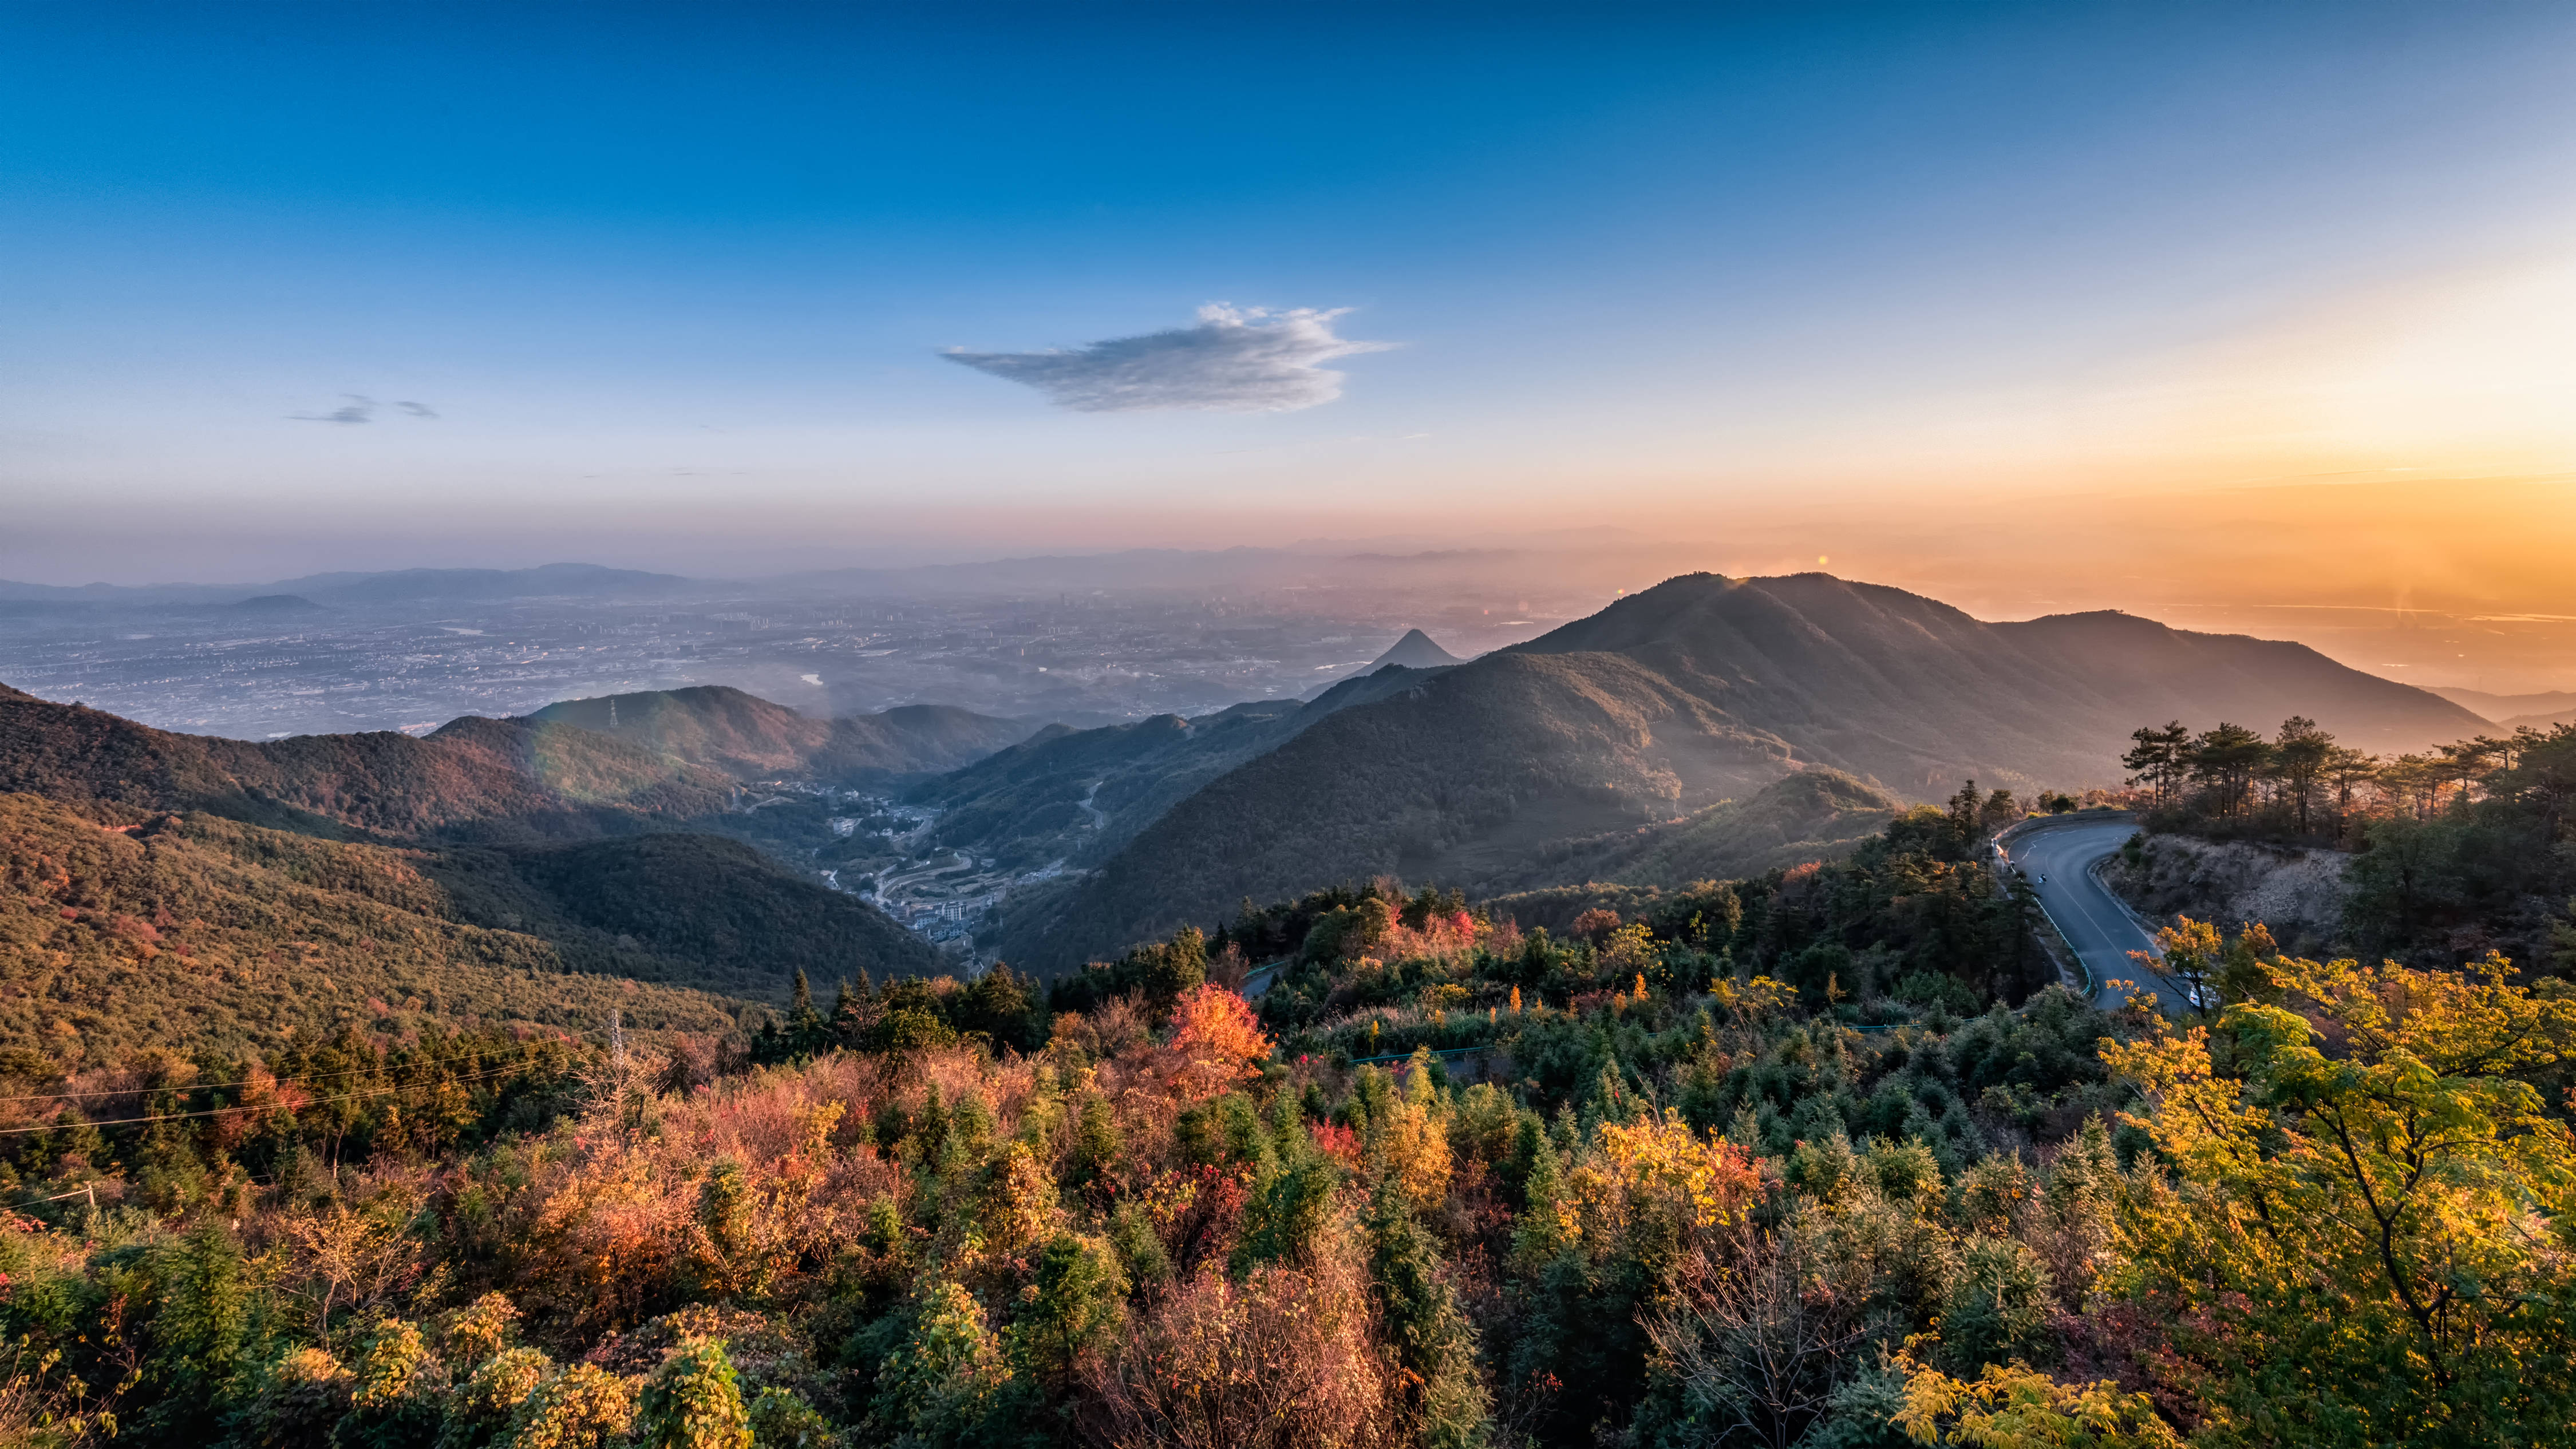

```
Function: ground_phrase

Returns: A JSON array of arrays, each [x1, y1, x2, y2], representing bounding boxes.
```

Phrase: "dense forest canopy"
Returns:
[[0, 759, 2567, 1447]]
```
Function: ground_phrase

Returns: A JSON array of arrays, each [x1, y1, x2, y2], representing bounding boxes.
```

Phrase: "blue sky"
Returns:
[[5, 1, 2574, 587]]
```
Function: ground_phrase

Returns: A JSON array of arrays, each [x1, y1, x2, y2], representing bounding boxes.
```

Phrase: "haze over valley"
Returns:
[[0, 553, 1609, 741]]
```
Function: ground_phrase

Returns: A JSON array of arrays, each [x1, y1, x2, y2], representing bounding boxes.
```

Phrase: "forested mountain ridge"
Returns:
[[904, 663, 1449, 872], [0, 682, 949, 1048], [0, 682, 737, 841], [994, 572, 2483, 973], [1491, 766, 1902, 891], [1508, 573, 2482, 774], [524, 685, 1034, 783], [0, 785, 942, 1054], [1994, 605, 2487, 753], [0, 793, 743, 1052], [994, 648, 1789, 971]]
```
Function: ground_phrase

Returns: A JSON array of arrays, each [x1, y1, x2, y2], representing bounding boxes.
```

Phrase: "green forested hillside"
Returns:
[[0, 675, 963, 1053], [0, 793, 742, 1053], [993, 573, 2484, 975], [992, 648, 1793, 972], [0, 789, 947, 1054], [526, 685, 1033, 782], [0, 683, 736, 840], [485, 832, 942, 988], [1491, 766, 1901, 890], [907, 666, 1440, 873]]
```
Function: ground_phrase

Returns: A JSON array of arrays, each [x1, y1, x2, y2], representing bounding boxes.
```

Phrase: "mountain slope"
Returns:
[[994, 572, 2484, 972], [1497, 768, 1903, 892], [996, 648, 1789, 968], [1511, 574, 2482, 790], [524, 686, 1032, 782], [0, 684, 948, 1047], [444, 832, 942, 991], [0, 683, 736, 840], [908, 664, 1456, 873], [0, 792, 942, 1052], [0, 793, 746, 1053], [2432, 686, 2576, 733], [1995, 608, 2488, 757]]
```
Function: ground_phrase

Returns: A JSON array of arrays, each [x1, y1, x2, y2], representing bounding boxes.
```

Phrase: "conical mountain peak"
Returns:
[[1364, 628, 1465, 672]]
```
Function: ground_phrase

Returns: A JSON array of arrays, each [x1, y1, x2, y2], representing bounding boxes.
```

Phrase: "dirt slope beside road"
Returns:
[[2101, 832, 2351, 956]]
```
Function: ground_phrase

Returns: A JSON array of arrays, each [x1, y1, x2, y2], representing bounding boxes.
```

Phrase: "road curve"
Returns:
[[2001, 817, 2188, 1013]]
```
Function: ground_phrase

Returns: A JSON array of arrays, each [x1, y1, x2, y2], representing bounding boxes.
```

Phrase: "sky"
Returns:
[[5, 1, 2575, 676]]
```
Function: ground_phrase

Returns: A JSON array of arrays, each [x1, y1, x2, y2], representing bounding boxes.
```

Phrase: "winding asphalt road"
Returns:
[[2001, 816, 2190, 1013]]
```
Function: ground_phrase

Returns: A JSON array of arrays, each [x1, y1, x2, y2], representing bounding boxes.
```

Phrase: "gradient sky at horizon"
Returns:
[[5, 1, 2575, 633]]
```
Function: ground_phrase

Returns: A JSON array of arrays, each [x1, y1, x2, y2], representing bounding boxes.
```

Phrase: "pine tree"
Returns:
[[2122, 720, 2191, 809], [1366, 1175, 1491, 1449]]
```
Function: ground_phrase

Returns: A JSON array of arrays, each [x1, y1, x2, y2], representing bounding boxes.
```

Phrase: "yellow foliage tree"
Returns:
[[1893, 1353, 2183, 1448], [2100, 950, 2576, 1444], [1376, 1050, 1453, 1216], [1558, 1109, 1757, 1249]]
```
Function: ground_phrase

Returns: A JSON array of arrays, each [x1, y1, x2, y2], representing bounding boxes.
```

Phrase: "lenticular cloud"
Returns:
[[943, 303, 1392, 413]]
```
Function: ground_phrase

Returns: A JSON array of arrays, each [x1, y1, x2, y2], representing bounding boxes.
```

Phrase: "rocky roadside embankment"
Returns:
[[2100, 832, 2352, 957]]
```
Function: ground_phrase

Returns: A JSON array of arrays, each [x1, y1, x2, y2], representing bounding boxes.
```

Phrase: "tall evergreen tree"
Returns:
[[1366, 1171, 1491, 1449]]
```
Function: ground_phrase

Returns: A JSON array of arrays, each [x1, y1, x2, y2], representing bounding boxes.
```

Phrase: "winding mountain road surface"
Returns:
[[2002, 816, 2187, 1012]]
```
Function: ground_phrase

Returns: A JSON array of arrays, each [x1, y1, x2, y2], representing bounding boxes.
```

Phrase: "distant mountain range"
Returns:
[[2432, 686, 2576, 733], [0, 680, 734, 840], [0, 562, 700, 608], [0, 569, 2500, 1023], [0, 680, 941, 1049], [983, 572, 2483, 972], [524, 685, 1036, 783]]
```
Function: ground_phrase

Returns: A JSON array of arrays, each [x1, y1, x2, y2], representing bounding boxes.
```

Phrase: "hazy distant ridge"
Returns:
[[524, 685, 1036, 782]]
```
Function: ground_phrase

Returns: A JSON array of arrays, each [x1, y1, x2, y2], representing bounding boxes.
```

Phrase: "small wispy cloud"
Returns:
[[294, 394, 376, 424], [290, 394, 440, 423], [943, 303, 1393, 413]]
